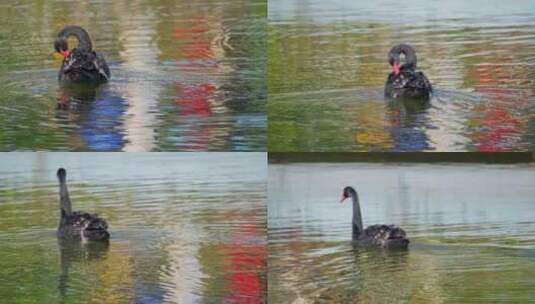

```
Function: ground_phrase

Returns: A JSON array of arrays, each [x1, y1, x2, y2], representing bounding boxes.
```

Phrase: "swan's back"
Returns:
[[58, 212, 109, 241], [59, 48, 110, 83], [385, 70, 432, 100]]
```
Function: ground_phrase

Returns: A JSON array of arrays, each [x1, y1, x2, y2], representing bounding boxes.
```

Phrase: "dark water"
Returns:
[[0, 153, 267, 303], [0, 0, 266, 151], [268, 0, 535, 152], [268, 163, 535, 303]]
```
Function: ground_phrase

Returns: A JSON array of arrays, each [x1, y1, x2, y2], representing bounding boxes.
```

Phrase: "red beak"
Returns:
[[340, 195, 348, 203], [60, 50, 71, 58], [393, 63, 401, 75]]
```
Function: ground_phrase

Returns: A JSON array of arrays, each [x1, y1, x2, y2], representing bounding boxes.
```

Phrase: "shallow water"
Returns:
[[268, 0, 535, 151], [268, 163, 535, 303], [0, 153, 267, 303], [0, 0, 266, 151]]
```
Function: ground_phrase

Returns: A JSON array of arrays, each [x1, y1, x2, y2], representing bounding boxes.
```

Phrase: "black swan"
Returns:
[[384, 44, 432, 100], [340, 186, 409, 248], [54, 25, 110, 83], [57, 168, 110, 241]]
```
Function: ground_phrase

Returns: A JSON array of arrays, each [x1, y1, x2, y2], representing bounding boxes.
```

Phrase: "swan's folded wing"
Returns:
[[387, 225, 407, 239], [363, 224, 406, 239], [95, 52, 110, 79], [411, 72, 432, 93], [363, 224, 390, 238]]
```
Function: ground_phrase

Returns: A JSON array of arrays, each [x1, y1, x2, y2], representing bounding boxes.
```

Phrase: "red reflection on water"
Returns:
[[172, 15, 222, 150], [173, 83, 215, 150], [468, 59, 527, 151], [223, 245, 265, 303], [175, 83, 215, 116], [471, 106, 522, 152], [218, 212, 266, 303], [173, 22, 207, 38], [57, 93, 70, 108]]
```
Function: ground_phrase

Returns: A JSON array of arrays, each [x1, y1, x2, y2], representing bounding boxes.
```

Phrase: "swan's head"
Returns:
[[341, 186, 357, 203], [57, 168, 67, 180], [54, 38, 71, 58], [388, 43, 417, 75]]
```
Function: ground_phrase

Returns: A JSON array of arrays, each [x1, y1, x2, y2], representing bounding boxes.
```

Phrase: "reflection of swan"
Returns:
[[57, 238, 109, 303], [387, 98, 431, 151], [385, 44, 432, 100], [55, 84, 127, 151], [340, 186, 409, 248], [54, 26, 110, 83], [56, 83, 99, 110], [56, 168, 110, 241]]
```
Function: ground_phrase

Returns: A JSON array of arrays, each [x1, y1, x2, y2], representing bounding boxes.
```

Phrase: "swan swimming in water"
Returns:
[[384, 44, 432, 100], [340, 186, 409, 248], [54, 26, 110, 83], [57, 168, 110, 241]]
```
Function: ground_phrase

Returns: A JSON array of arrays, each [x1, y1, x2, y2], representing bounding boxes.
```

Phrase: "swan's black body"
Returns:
[[341, 186, 409, 248], [57, 168, 109, 241], [55, 26, 110, 83], [384, 44, 432, 100]]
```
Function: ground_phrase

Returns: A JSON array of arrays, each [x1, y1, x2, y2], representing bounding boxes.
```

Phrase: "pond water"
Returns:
[[0, 153, 267, 303], [268, 162, 535, 303], [268, 0, 535, 152], [0, 0, 266, 151]]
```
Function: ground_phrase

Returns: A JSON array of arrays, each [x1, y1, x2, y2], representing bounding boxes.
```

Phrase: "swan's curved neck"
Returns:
[[389, 44, 417, 70], [350, 189, 364, 238], [58, 175, 72, 218], [58, 26, 93, 52], [399, 45, 417, 69]]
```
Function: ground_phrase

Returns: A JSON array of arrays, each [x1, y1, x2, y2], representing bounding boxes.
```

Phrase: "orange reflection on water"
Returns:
[[351, 102, 392, 151], [172, 16, 219, 68]]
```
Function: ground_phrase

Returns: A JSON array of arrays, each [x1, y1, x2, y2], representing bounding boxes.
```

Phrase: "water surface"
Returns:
[[0, 153, 267, 303], [269, 162, 535, 303], [268, 0, 535, 151], [0, 0, 266, 151]]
